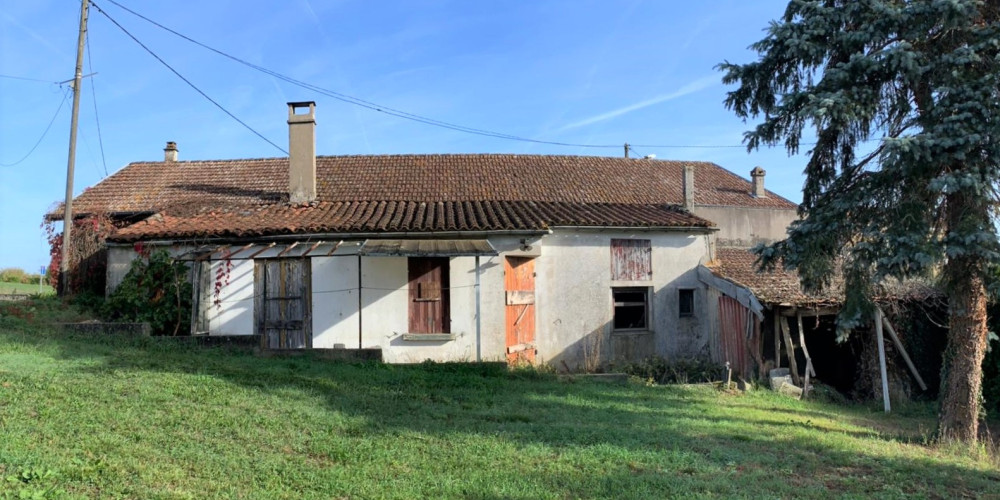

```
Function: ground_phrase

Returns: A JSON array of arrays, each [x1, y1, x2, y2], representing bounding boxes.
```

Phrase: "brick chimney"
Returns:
[[164, 141, 178, 162], [683, 164, 695, 211], [287, 101, 317, 203], [751, 166, 767, 198]]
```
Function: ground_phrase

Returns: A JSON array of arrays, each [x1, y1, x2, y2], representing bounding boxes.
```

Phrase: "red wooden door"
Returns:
[[408, 257, 450, 333], [505, 257, 536, 364]]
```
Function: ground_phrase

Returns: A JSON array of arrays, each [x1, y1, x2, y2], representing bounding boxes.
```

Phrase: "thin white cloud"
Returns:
[[557, 74, 720, 132]]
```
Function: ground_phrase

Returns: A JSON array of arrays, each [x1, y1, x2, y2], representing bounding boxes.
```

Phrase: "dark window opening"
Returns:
[[679, 288, 695, 317], [613, 287, 649, 330]]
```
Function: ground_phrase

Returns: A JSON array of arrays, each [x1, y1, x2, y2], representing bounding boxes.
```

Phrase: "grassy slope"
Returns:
[[0, 281, 55, 296], [0, 307, 997, 498]]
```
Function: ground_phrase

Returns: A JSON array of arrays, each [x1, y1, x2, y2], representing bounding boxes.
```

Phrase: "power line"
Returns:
[[90, 1, 288, 155], [0, 74, 56, 84], [85, 28, 109, 177], [0, 88, 70, 167], [100, 0, 768, 151]]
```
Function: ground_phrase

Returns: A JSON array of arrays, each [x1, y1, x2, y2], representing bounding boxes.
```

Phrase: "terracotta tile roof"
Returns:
[[60, 154, 797, 218], [110, 201, 713, 242], [710, 247, 938, 306]]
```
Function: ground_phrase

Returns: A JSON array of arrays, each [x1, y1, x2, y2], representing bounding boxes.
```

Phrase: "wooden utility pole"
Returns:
[[59, 0, 89, 295], [624, 143, 630, 158]]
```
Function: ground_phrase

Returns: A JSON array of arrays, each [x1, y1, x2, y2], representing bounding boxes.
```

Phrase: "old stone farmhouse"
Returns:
[[57, 101, 801, 368]]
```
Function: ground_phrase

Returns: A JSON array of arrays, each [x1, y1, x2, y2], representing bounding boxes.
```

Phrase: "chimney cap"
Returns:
[[751, 166, 766, 176], [164, 141, 178, 162]]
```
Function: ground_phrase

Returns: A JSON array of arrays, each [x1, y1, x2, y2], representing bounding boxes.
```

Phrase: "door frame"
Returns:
[[254, 258, 313, 349]]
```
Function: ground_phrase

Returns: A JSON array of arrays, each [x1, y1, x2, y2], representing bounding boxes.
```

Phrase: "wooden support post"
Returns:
[[773, 313, 781, 369], [801, 358, 812, 400], [796, 311, 817, 377], [874, 308, 891, 413], [877, 307, 928, 391], [779, 316, 800, 385]]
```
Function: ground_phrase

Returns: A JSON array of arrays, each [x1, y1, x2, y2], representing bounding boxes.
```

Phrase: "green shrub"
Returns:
[[619, 356, 722, 384], [0, 267, 29, 283], [104, 250, 191, 336]]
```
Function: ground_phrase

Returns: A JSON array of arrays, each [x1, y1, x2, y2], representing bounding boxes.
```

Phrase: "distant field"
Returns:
[[0, 281, 55, 296]]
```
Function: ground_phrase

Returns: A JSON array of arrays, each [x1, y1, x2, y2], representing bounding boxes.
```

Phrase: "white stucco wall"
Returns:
[[108, 232, 714, 368], [534, 230, 712, 369], [692, 206, 798, 245], [206, 258, 255, 335]]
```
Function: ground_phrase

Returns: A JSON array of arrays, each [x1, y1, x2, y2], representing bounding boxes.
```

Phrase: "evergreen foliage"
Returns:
[[720, 0, 1000, 442]]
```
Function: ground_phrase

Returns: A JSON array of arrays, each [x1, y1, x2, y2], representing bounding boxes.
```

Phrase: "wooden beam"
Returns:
[[325, 240, 344, 257], [773, 312, 781, 369], [275, 241, 299, 258], [877, 307, 928, 391], [874, 308, 891, 413], [246, 242, 276, 260], [780, 307, 839, 317], [228, 242, 255, 258], [796, 311, 817, 377], [801, 358, 812, 400], [779, 316, 800, 386], [302, 241, 324, 257]]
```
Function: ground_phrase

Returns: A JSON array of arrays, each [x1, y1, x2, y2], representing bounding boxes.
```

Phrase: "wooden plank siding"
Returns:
[[718, 295, 754, 379], [408, 257, 450, 334], [611, 239, 652, 281], [254, 259, 312, 349]]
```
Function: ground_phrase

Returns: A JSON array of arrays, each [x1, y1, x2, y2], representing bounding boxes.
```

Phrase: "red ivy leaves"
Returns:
[[213, 247, 234, 309]]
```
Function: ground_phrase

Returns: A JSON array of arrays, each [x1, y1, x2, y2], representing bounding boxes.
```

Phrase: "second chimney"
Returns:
[[288, 101, 317, 203], [682, 164, 695, 211], [164, 141, 178, 162], [751, 166, 767, 198]]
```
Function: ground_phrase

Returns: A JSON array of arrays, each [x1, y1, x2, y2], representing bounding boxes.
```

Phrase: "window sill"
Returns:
[[401, 333, 456, 342], [611, 330, 653, 337]]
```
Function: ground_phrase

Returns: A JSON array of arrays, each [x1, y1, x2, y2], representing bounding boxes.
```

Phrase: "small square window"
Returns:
[[679, 289, 695, 317], [613, 287, 649, 330]]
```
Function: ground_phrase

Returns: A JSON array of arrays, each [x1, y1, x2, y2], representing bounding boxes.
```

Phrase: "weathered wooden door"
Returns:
[[255, 259, 312, 349], [505, 257, 536, 364], [408, 257, 450, 333]]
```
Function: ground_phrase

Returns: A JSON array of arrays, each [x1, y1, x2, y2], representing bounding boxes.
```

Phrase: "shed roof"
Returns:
[[710, 247, 939, 307]]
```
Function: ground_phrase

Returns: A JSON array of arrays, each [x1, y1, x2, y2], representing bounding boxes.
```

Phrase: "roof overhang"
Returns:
[[358, 239, 497, 257]]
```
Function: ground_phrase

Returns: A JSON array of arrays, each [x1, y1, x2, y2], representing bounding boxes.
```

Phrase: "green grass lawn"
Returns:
[[0, 302, 997, 498], [0, 281, 54, 296]]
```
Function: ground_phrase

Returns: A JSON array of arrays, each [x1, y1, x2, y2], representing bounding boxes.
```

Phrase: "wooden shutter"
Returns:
[[611, 239, 652, 281], [408, 257, 450, 333]]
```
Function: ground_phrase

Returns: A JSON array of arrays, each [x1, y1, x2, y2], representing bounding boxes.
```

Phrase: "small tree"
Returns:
[[105, 249, 192, 336], [720, 0, 1000, 442]]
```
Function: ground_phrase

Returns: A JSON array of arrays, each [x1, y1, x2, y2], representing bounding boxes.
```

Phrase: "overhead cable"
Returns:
[[101, 0, 775, 150], [90, 1, 288, 154], [0, 89, 70, 167]]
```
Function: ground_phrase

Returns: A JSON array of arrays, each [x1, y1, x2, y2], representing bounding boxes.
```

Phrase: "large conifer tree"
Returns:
[[720, 0, 1000, 442]]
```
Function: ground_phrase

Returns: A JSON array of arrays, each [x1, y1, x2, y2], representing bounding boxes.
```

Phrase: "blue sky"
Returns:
[[0, 0, 807, 271]]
